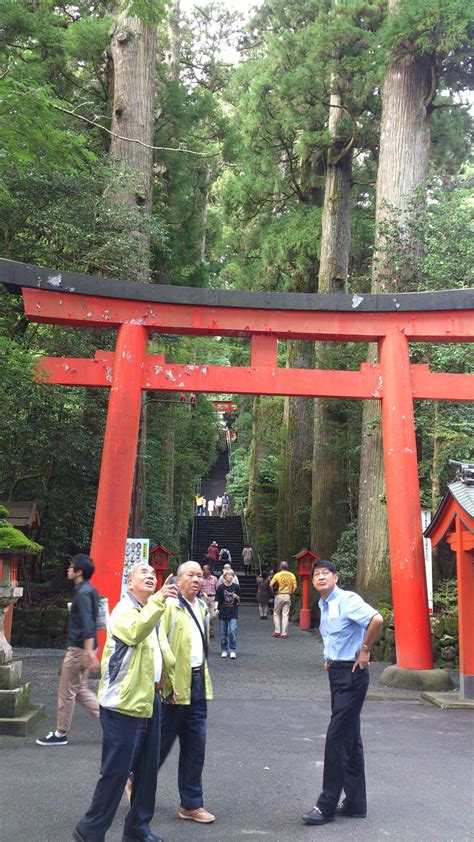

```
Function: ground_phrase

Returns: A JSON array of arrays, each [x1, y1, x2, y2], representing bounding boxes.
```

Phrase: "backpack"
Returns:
[[220, 549, 230, 562]]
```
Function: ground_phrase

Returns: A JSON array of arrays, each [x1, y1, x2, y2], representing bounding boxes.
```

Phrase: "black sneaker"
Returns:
[[36, 731, 68, 746], [302, 806, 334, 825], [336, 801, 367, 818]]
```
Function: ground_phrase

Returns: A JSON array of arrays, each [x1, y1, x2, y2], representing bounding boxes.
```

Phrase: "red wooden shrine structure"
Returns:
[[425, 477, 474, 698], [2, 259, 473, 675]]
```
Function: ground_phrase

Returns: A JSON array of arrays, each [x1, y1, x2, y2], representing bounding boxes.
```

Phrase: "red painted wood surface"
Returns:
[[299, 577, 311, 631], [35, 355, 473, 402], [427, 497, 474, 689], [250, 335, 278, 367], [90, 324, 148, 622], [453, 519, 474, 683], [20, 284, 474, 674], [22, 288, 474, 342], [379, 332, 433, 669]]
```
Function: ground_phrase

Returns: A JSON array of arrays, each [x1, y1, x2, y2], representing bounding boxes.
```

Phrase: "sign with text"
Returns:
[[120, 538, 150, 598], [421, 508, 433, 614]]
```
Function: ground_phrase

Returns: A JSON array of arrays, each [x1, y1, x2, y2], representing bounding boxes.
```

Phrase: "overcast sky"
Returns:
[[181, 0, 262, 14]]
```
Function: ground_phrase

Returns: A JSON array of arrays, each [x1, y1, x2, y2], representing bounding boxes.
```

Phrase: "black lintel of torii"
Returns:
[[1, 258, 473, 314]]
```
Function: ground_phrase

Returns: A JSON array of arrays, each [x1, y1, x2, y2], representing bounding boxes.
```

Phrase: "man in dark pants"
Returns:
[[303, 559, 383, 827], [158, 561, 215, 824], [73, 564, 177, 842], [36, 554, 99, 746]]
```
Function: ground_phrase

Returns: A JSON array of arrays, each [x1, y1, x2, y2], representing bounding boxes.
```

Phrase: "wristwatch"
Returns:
[[361, 644, 371, 652]]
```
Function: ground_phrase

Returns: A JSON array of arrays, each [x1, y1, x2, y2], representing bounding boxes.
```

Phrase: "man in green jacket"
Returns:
[[158, 561, 215, 824], [74, 563, 177, 842]]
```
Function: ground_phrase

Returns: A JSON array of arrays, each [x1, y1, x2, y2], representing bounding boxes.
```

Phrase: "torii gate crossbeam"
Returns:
[[2, 258, 473, 676]]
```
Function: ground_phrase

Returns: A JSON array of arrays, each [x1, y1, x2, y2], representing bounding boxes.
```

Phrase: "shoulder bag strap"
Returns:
[[182, 600, 209, 660]]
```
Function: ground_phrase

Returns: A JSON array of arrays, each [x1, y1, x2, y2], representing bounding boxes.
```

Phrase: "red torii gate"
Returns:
[[2, 259, 473, 677], [211, 401, 237, 413]]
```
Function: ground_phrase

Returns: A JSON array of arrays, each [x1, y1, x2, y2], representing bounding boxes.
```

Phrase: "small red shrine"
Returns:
[[149, 544, 172, 589], [424, 466, 474, 700], [294, 549, 320, 630]]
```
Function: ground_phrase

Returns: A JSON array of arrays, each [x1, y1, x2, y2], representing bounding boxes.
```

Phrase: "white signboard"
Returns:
[[421, 508, 433, 614], [121, 538, 150, 598]]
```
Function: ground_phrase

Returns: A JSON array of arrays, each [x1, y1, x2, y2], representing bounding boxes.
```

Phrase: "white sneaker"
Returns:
[[230, 652, 237, 659], [221, 651, 228, 658]]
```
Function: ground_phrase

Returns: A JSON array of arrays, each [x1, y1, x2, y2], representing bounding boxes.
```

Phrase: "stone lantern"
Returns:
[[294, 549, 320, 630], [0, 505, 44, 734], [150, 544, 172, 589]]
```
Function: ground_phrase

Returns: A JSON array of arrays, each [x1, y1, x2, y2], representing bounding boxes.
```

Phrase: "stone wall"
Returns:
[[372, 607, 459, 668], [11, 607, 68, 648]]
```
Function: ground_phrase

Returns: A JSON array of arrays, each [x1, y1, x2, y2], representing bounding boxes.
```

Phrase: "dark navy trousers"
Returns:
[[159, 670, 207, 810], [76, 695, 161, 841], [317, 665, 370, 817]]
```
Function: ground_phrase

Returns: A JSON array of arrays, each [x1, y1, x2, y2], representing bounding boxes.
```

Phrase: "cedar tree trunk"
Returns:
[[357, 0, 433, 601]]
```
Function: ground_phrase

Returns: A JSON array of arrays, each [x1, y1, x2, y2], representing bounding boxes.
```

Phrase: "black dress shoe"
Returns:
[[122, 834, 164, 842], [302, 806, 334, 825], [336, 801, 367, 818]]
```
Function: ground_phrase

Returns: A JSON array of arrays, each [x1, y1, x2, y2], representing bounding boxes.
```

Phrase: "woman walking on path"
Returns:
[[256, 570, 271, 619], [242, 543, 254, 575], [215, 569, 240, 659]]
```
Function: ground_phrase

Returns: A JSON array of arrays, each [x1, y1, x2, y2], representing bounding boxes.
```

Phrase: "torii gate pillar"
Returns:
[[380, 332, 432, 669], [90, 324, 148, 607]]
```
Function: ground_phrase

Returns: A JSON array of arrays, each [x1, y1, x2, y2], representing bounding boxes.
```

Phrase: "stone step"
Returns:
[[0, 681, 31, 718], [0, 702, 45, 736]]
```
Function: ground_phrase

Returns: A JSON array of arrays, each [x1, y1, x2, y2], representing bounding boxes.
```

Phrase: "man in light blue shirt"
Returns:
[[302, 559, 383, 827]]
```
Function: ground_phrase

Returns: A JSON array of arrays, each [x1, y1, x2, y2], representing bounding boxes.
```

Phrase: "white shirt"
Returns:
[[150, 627, 163, 682], [186, 599, 204, 668]]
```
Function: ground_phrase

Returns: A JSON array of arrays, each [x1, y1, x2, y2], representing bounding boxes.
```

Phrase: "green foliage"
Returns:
[[226, 409, 252, 513], [0, 331, 107, 565], [0, 524, 43, 554], [432, 578, 458, 614], [330, 521, 358, 588], [146, 395, 217, 558], [0, 506, 43, 553], [375, 181, 473, 506], [127, 0, 166, 27], [382, 0, 473, 86]]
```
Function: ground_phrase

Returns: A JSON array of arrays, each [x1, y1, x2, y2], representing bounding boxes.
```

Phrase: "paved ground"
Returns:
[[1, 607, 473, 842]]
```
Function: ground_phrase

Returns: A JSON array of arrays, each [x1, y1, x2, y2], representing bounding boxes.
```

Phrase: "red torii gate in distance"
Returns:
[[211, 401, 237, 413], [2, 259, 473, 679]]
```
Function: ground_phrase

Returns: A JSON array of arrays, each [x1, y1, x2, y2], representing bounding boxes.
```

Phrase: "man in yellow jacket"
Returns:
[[158, 561, 215, 824], [74, 563, 177, 842]]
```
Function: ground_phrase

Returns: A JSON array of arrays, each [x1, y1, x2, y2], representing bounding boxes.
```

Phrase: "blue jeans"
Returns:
[[317, 665, 370, 817], [219, 616, 237, 653], [159, 670, 207, 809], [76, 695, 161, 841]]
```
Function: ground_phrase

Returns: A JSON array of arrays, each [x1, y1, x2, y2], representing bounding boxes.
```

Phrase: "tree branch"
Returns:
[[52, 104, 217, 157], [431, 101, 470, 110], [424, 59, 438, 110]]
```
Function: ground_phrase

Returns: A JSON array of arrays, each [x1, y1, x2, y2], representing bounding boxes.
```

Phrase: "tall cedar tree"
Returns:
[[357, 0, 473, 602]]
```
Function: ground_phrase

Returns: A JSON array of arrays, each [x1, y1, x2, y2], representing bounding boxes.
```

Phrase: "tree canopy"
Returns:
[[0, 0, 472, 595]]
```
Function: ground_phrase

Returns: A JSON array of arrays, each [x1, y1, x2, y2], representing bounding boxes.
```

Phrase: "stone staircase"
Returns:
[[192, 450, 257, 604]]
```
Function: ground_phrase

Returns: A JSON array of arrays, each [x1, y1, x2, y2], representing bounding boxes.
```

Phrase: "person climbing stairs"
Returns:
[[192, 449, 257, 604]]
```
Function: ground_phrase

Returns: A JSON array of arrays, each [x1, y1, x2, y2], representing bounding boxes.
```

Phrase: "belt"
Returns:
[[191, 666, 203, 674], [327, 660, 355, 669]]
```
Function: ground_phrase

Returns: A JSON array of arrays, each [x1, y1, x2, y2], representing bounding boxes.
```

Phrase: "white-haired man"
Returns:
[[74, 564, 177, 842], [158, 561, 215, 824]]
